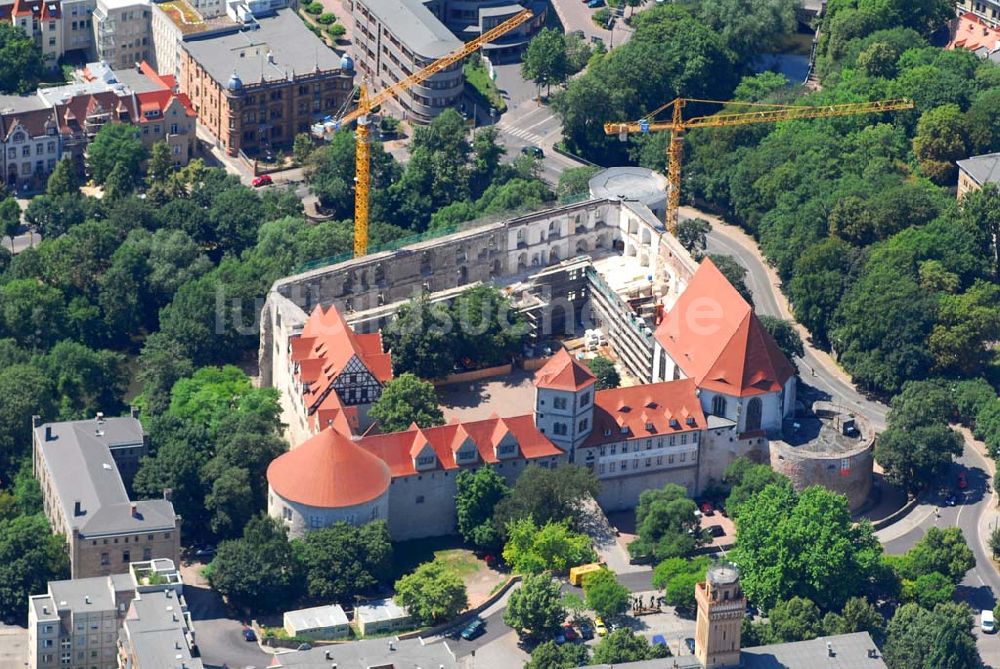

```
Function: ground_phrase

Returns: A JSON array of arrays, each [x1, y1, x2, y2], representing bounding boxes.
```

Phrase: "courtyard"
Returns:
[[437, 369, 538, 422]]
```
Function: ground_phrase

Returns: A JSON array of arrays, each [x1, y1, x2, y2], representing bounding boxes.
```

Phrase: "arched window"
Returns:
[[711, 395, 727, 417], [746, 397, 763, 432]]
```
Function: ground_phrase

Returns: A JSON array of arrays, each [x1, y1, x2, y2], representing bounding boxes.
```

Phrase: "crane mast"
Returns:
[[604, 97, 914, 235], [317, 9, 534, 257]]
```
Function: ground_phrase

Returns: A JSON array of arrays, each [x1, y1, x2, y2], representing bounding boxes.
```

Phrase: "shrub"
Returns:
[[317, 11, 336, 24], [327, 22, 346, 39], [303, 1, 322, 14], [592, 7, 610, 27]]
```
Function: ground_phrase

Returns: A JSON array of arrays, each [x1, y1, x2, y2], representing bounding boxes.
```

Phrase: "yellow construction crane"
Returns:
[[316, 9, 533, 257], [604, 97, 914, 235]]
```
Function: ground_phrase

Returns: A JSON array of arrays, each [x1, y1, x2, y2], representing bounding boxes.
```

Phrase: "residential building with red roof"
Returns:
[[5, 0, 64, 67], [948, 11, 1000, 57], [533, 348, 596, 456], [281, 302, 393, 443], [653, 257, 797, 436], [267, 414, 566, 540]]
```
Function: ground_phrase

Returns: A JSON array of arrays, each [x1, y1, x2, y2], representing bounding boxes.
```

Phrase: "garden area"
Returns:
[[392, 536, 507, 609]]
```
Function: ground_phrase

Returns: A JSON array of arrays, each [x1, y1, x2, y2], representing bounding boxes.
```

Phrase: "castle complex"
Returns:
[[260, 168, 878, 539]]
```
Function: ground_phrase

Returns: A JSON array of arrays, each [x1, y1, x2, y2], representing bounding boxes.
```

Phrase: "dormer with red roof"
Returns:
[[289, 303, 393, 435], [653, 258, 796, 434], [533, 349, 596, 456]]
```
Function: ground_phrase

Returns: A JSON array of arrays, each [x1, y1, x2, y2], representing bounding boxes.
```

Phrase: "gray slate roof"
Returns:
[[34, 417, 176, 537], [122, 590, 203, 669], [272, 636, 457, 668], [580, 632, 886, 669], [958, 152, 1000, 186], [284, 604, 349, 632], [182, 8, 344, 87], [355, 0, 461, 59]]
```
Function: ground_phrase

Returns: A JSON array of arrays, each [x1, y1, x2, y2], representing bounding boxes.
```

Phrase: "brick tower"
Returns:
[[694, 563, 746, 668]]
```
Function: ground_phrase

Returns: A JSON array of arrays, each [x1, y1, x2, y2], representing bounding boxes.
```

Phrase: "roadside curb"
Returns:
[[960, 425, 1000, 576]]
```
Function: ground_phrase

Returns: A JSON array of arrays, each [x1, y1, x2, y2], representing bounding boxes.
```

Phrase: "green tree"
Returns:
[[167, 365, 281, 437], [888, 380, 955, 430], [0, 197, 20, 252], [885, 602, 980, 669], [652, 556, 709, 615], [146, 141, 174, 187], [676, 218, 711, 255], [382, 296, 456, 379], [450, 285, 528, 367], [502, 518, 595, 575], [494, 464, 599, 531], [522, 28, 569, 95], [874, 425, 963, 494], [87, 123, 146, 184], [695, 0, 797, 62], [293, 133, 315, 165], [723, 457, 791, 513], [369, 372, 445, 433], [767, 597, 823, 642], [823, 596, 886, 643], [0, 279, 67, 348], [45, 159, 78, 198], [901, 571, 954, 609], [556, 166, 600, 200], [628, 483, 701, 561], [583, 569, 630, 620], [503, 573, 566, 639], [586, 355, 620, 390], [203, 467, 254, 538], [208, 515, 304, 612], [525, 640, 590, 669], [0, 23, 43, 94], [912, 105, 967, 185], [787, 238, 858, 348], [732, 484, 882, 612], [591, 628, 668, 664], [455, 466, 510, 549], [294, 521, 392, 603], [899, 527, 975, 584], [0, 514, 69, 622], [709, 255, 753, 305], [758, 315, 804, 362], [394, 561, 469, 625]]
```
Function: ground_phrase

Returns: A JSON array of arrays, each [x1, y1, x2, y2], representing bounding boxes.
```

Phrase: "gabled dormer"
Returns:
[[491, 418, 519, 459], [410, 428, 436, 471], [451, 425, 478, 466]]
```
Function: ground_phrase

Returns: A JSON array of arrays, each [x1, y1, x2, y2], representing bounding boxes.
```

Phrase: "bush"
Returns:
[[303, 1, 322, 13], [327, 23, 346, 39], [592, 7, 611, 27], [316, 12, 336, 24]]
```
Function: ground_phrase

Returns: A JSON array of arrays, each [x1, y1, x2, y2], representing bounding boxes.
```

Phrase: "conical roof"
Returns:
[[267, 427, 390, 508], [533, 348, 596, 392]]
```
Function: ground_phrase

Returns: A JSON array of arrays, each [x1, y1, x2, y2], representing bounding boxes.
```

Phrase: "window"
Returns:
[[415, 495, 425, 504], [711, 395, 727, 417], [553, 397, 567, 410], [100, 552, 109, 565], [22, 146, 30, 157], [622, 444, 628, 453], [553, 422, 567, 436], [417, 455, 435, 466], [680, 452, 686, 462], [578, 418, 588, 432], [122, 550, 130, 562], [668, 454, 674, 464], [579, 391, 591, 407], [645, 458, 651, 467], [620, 461, 627, 471], [142, 547, 152, 560], [646, 439, 652, 449], [681, 434, 687, 445]]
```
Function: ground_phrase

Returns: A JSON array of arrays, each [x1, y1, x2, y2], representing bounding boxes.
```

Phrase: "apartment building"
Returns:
[[3, 0, 65, 67], [0, 96, 60, 192], [179, 8, 354, 156], [117, 587, 201, 668], [32, 414, 180, 579], [27, 559, 185, 669], [351, 0, 463, 124], [61, 0, 95, 55], [93, 0, 151, 69]]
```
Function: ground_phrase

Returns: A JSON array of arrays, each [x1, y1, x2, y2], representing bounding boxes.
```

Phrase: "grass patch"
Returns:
[[463, 59, 507, 115], [435, 549, 482, 577], [390, 535, 485, 581]]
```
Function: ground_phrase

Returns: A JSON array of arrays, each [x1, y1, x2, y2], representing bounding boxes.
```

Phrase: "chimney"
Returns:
[[130, 502, 138, 518], [827, 641, 834, 657], [45, 425, 56, 442], [163, 488, 173, 502], [130, 405, 140, 419], [96, 411, 104, 424], [325, 651, 331, 659], [73, 500, 84, 517], [84, 596, 91, 605], [32, 415, 41, 428]]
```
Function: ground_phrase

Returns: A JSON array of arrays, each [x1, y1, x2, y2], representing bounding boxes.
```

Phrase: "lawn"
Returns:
[[463, 59, 507, 114], [391, 535, 505, 608]]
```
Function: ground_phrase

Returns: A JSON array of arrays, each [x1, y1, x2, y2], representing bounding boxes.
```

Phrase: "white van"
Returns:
[[982, 610, 995, 633]]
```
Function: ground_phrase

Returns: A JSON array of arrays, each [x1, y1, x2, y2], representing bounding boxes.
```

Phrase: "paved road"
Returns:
[[495, 101, 587, 186], [183, 581, 271, 669]]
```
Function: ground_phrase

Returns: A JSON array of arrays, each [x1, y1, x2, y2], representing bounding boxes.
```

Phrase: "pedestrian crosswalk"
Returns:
[[497, 122, 544, 144]]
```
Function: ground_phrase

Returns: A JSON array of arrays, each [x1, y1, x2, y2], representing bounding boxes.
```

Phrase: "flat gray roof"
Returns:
[[355, 597, 409, 623], [123, 590, 204, 669], [356, 0, 461, 59], [34, 416, 176, 537], [273, 636, 457, 668], [958, 152, 1000, 186], [0, 94, 48, 114], [284, 604, 349, 632], [45, 572, 134, 614], [182, 8, 344, 87]]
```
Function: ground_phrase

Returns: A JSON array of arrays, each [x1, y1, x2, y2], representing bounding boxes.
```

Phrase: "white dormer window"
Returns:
[[416, 455, 434, 466], [620, 426, 628, 434], [603, 428, 611, 437]]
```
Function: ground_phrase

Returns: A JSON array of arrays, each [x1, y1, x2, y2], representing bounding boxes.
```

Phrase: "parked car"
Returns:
[[587, 0, 604, 7], [521, 145, 544, 158], [242, 628, 257, 642], [251, 174, 272, 187], [460, 617, 486, 640], [562, 625, 578, 642], [706, 525, 725, 538], [594, 616, 608, 637], [944, 494, 957, 507], [578, 623, 595, 640], [685, 637, 696, 654], [958, 471, 968, 489], [700, 501, 715, 516], [651, 634, 667, 648], [983, 610, 996, 633]]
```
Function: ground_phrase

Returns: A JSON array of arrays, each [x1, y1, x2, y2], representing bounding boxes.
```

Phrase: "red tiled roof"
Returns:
[[948, 12, 1000, 52], [54, 91, 135, 135], [583, 379, 705, 447], [533, 348, 596, 392], [291, 304, 393, 420], [267, 426, 391, 508], [359, 414, 564, 478], [654, 258, 795, 397]]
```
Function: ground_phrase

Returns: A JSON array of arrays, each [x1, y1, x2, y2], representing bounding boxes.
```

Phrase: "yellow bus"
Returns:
[[569, 563, 604, 586]]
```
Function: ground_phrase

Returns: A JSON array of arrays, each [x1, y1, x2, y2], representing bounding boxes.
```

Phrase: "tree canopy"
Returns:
[[455, 466, 509, 550], [394, 561, 468, 625], [369, 372, 445, 432], [628, 483, 702, 561], [504, 573, 566, 639]]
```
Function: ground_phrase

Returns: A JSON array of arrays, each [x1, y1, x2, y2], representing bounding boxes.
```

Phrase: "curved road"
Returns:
[[686, 207, 1000, 665]]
